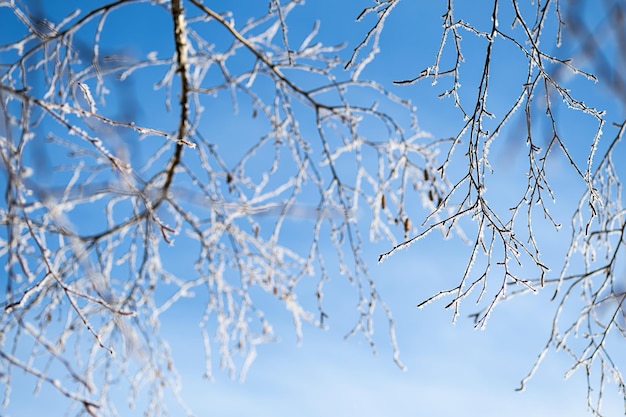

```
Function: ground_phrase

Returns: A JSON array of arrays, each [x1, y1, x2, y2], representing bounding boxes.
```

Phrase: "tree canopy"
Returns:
[[0, 0, 625, 416]]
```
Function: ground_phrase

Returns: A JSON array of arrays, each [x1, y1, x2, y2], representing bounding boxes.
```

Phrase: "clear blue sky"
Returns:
[[1, 1, 624, 416]]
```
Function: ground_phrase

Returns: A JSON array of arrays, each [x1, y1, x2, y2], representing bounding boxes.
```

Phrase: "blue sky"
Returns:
[[1, 1, 625, 416]]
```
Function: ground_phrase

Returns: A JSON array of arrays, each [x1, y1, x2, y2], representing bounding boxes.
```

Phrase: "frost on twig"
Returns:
[[372, 0, 626, 414], [0, 1, 435, 414]]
